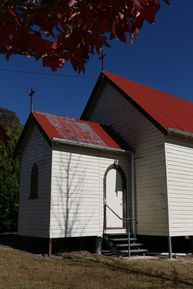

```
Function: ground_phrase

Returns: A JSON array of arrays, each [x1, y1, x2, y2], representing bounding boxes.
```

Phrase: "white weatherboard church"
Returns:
[[18, 71, 193, 256]]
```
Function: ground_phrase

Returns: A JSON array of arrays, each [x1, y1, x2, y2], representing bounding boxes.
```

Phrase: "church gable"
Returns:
[[83, 71, 193, 139], [83, 78, 164, 152], [82, 75, 168, 237]]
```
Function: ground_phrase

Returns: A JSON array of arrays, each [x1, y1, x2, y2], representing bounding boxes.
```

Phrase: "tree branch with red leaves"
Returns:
[[0, 0, 170, 72]]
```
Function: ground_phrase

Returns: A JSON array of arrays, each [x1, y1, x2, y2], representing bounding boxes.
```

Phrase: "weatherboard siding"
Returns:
[[86, 82, 169, 236], [18, 125, 52, 238], [50, 145, 130, 238], [165, 139, 193, 236]]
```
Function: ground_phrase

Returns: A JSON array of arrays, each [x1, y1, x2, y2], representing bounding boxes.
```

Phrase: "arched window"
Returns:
[[30, 163, 38, 199]]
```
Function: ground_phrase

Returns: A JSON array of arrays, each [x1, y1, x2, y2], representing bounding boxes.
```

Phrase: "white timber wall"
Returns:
[[50, 145, 130, 238], [86, 82, 169, 236], [165, 138, 193, 236], [18, 125, 52, 238]]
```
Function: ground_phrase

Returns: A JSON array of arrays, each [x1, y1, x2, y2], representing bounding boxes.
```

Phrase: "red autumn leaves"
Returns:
[[0, 0, 170, 72]]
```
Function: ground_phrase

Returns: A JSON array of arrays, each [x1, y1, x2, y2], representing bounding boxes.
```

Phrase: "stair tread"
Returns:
[[116, 243, 143, 248], [107, 233, 131, 236], [120, 249, 148, 254], [110, 238, 137, 242], [104, 233, 128, 235]]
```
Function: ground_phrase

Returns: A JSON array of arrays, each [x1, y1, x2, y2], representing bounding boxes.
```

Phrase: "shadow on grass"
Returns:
[[62, 254, 193, 288], [0, 233, 49, 254], [0, 233, 97, 255]]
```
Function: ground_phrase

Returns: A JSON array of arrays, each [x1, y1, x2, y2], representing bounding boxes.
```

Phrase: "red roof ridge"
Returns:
[[101, 71, 193, 135], [32, 110, 102, 126], [103, 71, 192, 106]]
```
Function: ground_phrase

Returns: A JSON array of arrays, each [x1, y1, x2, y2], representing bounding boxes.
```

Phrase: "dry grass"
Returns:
[[1, 246, 193, 289]]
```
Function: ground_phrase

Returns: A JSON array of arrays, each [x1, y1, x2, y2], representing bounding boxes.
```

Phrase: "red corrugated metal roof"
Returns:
[[104, 71, 193, 134], [32, 111, 123, 149]]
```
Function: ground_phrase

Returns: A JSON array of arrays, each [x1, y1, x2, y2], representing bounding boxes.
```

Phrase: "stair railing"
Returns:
[[104, 202, 135, 257]]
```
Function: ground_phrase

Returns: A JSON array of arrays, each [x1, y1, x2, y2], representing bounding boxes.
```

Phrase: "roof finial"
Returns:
[[99, 49, 106, 72], [29, 88, 35, 113]]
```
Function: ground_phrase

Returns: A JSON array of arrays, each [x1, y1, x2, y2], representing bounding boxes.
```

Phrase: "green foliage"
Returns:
[[0, 109, 22, 231], [0, 107, 20, 129]]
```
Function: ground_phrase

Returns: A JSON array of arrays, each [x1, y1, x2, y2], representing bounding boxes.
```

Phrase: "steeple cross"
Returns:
[[99, 51, 106, 72], [29, 88, 35, 113]]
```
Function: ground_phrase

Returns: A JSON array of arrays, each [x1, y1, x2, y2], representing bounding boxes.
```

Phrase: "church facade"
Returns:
[[18, 71, 193, 255]]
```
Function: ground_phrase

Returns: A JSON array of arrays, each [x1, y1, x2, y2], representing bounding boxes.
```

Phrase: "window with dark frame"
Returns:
[[30, 163, 38, 199]]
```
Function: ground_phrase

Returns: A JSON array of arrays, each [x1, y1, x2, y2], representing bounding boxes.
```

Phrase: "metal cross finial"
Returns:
[[29, 88, 35, 113], [99, 50, 106, 72]]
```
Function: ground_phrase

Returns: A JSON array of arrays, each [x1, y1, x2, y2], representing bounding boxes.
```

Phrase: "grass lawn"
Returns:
[[1, 246, 193, 289]]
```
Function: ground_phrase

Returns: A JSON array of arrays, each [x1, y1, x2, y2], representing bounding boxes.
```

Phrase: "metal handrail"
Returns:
[[104, 202, 135, 258], [105, 202, 135, 222]]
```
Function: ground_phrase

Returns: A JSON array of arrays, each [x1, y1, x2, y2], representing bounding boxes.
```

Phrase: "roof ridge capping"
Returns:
[[32, 110, 86, 122], [32, 110, 103, 125]]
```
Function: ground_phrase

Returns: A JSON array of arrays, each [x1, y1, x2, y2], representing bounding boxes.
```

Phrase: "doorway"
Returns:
[[104, 164, 127, 233]]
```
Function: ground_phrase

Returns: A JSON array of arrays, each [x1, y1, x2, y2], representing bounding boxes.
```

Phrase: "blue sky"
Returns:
[[0, 0, 193, 124]]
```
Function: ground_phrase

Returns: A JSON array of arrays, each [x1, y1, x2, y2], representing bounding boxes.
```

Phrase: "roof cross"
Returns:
[[29, 88, 35, 113], [99, 50, 106, 72]]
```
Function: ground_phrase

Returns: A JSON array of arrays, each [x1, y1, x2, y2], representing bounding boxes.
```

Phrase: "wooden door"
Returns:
[[104, 166, 127, 230]]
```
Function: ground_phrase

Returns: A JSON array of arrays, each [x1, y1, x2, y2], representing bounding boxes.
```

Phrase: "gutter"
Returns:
[[167, 128, 193, 140], [52, 137, 133, 154]]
